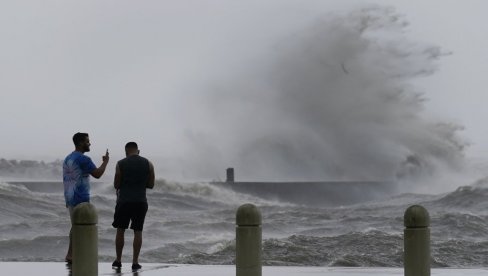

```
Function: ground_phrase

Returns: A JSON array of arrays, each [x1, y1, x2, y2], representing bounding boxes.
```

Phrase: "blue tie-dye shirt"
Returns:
[[63, 151, 96, 207]]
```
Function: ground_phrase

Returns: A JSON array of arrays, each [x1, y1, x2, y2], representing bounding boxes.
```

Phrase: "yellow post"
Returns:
[[236, 203, 262, 276], [72, 202, 98, 276], [404, 204, 430, 276]]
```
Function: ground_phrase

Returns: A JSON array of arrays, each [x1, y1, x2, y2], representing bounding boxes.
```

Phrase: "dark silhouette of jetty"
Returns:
[[212, 168, 397, 206]]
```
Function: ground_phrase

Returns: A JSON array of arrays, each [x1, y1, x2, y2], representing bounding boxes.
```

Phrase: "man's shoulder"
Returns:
[[66, 151, 93, 164], [139, 156, 151, 166], [64, 151, 79, 162], [139, 155, 150, 162], [117, 157, 128, 163], [122, 155, 150, 162], [118, 156, 150, 168], [76, 152, 93, 162]]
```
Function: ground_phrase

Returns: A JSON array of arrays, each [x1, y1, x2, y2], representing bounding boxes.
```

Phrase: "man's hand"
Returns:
[[103, 149, 110, 163], [91, 149, 109, 179]]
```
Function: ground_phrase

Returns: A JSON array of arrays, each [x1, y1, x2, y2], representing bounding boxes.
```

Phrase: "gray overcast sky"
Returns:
[[1, 0, 487, 182]]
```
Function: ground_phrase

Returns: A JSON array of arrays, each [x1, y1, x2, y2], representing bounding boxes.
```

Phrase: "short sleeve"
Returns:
[[78, 155, 97, 174]]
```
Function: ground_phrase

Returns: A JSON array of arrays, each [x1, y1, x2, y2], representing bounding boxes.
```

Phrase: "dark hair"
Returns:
[[125, 142, 138, 149], [72, 132, 89, 146]]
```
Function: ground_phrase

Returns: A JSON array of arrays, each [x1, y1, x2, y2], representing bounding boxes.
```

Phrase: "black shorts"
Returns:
[[112, 202, 148, 231]]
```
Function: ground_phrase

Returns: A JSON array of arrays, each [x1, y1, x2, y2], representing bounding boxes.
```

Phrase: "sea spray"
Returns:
[[182, 6, 467, 188]]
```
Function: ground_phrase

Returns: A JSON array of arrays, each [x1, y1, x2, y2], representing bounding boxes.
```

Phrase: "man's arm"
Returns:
[[147, 161, 155, 189], [91, 149, 109, 179], [113, 163, 121, 190]]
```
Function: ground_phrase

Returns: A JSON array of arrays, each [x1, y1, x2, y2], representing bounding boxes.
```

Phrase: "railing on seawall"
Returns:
[[71, 202, 430, 276]]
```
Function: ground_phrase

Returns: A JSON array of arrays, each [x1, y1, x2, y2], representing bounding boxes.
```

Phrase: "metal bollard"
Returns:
[[404, 204, 430, 276], [236, 203, 262, 276], [72, 202, 98, 276]]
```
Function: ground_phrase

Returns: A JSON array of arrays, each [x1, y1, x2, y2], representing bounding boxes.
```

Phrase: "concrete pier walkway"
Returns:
[[0, 263, 487, 276]]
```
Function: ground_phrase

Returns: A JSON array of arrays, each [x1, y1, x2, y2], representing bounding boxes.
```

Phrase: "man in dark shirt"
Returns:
[[111, 142, 155, 271]]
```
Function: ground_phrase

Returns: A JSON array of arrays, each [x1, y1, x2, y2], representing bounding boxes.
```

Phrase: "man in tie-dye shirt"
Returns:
[[63, 132, 109, 264]]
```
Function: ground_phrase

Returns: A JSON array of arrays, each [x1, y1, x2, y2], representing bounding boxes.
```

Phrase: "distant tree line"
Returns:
[[0, 159, 62, 179]]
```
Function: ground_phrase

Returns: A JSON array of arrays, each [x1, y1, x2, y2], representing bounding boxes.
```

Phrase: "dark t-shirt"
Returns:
[[117, 155, 150, 203]]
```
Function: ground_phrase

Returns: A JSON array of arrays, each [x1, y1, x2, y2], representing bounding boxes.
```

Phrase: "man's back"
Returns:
[[117, 155, 150, 203]]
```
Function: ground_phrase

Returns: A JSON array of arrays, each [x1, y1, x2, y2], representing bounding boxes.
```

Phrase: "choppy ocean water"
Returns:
[[1, 179, 488, 267]]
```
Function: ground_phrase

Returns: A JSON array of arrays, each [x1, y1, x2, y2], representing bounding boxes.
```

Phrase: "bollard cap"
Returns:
[[236, 203, 262, 226], [404, 204, 429, 228], [72, 202, 98, 225]]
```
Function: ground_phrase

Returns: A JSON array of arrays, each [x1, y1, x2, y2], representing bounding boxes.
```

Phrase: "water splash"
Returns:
[[185, 6, 466, 186]]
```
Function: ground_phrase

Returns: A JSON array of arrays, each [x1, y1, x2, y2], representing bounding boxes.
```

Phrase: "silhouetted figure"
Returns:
[[111, 142, 155, 271]]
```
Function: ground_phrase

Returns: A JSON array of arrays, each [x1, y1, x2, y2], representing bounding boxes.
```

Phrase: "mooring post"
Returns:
[[236, 203, 262, 276], [72, 202, 98, 276], [404, 204, 430, 276]]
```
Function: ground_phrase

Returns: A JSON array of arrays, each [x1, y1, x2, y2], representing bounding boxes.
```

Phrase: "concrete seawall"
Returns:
[[1, 263, 487, 276]]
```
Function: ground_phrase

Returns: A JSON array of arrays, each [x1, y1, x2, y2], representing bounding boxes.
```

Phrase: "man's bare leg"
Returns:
[[133, 231, 142, 265], [115, 228, 125, 262], [65, 228, 72, 262]]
